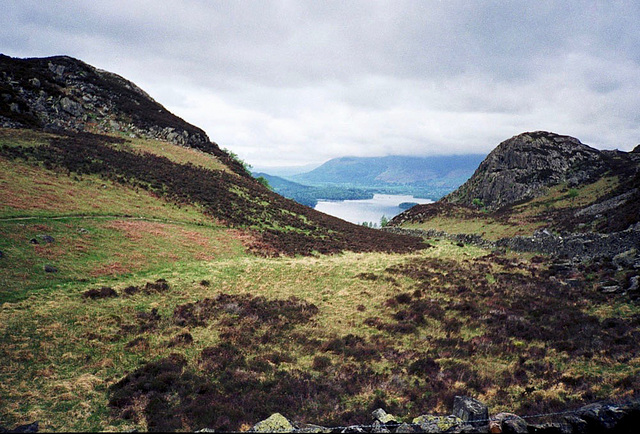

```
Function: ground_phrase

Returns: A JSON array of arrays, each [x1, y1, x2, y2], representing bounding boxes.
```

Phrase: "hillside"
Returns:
[[0, 54, 425, 260], [1, 57, 640, 433], [252, 172, 374, 207], [392, 131, 640, 236]]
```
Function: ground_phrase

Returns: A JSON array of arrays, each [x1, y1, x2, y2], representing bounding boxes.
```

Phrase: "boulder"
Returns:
[[372, 408, 397, 424], [613, 248, 638, 270], [249, 413, 294, 433], [491, 413, 528, 434], [575, 402, 626, 432], [412, 414, 464, 432], [39, 234, 55, 243], [43, 264, 57, 273], [394, 422, 416, 433], [453, 396, 489, 427], [0, 421, 39, 433]]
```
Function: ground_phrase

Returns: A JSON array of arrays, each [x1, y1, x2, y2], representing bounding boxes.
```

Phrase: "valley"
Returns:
[[1, 55, 639, 433]]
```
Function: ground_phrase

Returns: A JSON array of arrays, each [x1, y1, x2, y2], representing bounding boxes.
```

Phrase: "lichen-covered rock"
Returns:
[[249, 413, 295, 433], [372, 408, 397, 424], [412, 414, 464, 432]]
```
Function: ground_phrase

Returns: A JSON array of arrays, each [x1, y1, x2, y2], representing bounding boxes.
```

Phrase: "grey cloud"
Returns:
[[2, 1, 640, 166]]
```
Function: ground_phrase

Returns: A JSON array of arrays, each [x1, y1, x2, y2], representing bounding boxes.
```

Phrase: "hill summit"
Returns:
[[445, 131, 611, 210], [392, 130, 640, 235]]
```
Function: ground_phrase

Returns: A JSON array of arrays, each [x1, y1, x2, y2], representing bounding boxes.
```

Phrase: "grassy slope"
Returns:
[[399, 176, 620, 240], [1, 129, 639, 432]]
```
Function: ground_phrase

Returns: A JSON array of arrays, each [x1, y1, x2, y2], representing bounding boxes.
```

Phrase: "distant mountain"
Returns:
[[289, 155, 485, 200], [292, 155, 485, 185]]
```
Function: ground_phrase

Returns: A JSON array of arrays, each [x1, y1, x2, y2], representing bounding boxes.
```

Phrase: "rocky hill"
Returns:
[[393, 131, 640, 235], [446, 131, 616, 210], [0, 55, 210, 148], [0, 54, 426, 256]]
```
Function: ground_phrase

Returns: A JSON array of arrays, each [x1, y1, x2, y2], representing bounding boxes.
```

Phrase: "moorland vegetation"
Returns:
[[1, 55, 639, 432]]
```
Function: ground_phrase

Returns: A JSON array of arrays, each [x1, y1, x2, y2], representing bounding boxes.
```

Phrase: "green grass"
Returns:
[[401, 176, 620, 240], [2, 128, 639, 431]]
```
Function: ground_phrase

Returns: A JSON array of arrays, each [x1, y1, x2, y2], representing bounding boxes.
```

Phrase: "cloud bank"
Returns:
[[2, 1, 639, 166]]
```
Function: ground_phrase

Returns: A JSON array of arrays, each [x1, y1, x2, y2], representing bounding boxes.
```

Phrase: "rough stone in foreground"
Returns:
[[445, 131, 608, 210], [452, 396, 488, 427], [372, 408, 397, 424], [491, 412, 528, 433], [412, 414, 463, 432], [249, 413, 295, 433]]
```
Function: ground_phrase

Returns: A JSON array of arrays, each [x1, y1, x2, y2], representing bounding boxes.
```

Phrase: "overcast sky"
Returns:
[[2, 1, 640, 167]]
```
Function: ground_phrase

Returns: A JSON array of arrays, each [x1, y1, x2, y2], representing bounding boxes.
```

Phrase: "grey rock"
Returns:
[[372, 408, 397, 424], [613, 248, 638, 270], [452, 396, 488, 428], [1, 421, 39, 433], [294, 423, 332, 433], [575, 402, 626, 432], [249, 413, 294, 433], [599, 285, 621, 294], [340, 426, 366, 433], [59, 96, 83, 117], [370, 420, 390, 433], [394, 422, 416, 433], [628, 276, 639, 292], [562, 415, 588, 434], [44, 264, 57, 273], [492, 412, 528, 434], [38, 234, 55, 243], [412, 414, 464, 433]]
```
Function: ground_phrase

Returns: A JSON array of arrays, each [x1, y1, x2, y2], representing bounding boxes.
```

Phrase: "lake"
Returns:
[[314, 194, 433, 225]]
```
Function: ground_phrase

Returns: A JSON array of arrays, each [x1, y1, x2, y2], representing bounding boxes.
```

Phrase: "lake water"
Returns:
[[314, 194, 433, 225]]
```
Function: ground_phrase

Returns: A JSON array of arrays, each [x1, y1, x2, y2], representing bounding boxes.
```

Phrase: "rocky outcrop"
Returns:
[[238, 397, 640, 433], [0, 54, 213, 151], [445, 131, 609, 210], [383, 225, 640, 264]]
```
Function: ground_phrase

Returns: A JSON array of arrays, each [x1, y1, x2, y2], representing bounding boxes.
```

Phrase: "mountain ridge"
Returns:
[[292, 154, 486, 186]]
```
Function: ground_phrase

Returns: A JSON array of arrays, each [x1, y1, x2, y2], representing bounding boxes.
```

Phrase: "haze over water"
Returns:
[[314, 194, 433, 225]]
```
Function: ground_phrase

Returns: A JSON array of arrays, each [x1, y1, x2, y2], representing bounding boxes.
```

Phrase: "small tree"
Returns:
[[472, 198, 485, 209], [255, 176, 272, 191], [380, 215, 389, 227]]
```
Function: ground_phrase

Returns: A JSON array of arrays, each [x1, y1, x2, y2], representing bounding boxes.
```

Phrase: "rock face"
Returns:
[[445, 131, 608, 210], [0, 54, 213, 152]]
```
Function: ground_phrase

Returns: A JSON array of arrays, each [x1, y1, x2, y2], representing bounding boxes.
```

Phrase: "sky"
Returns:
[[2, 1, 640, 168]]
